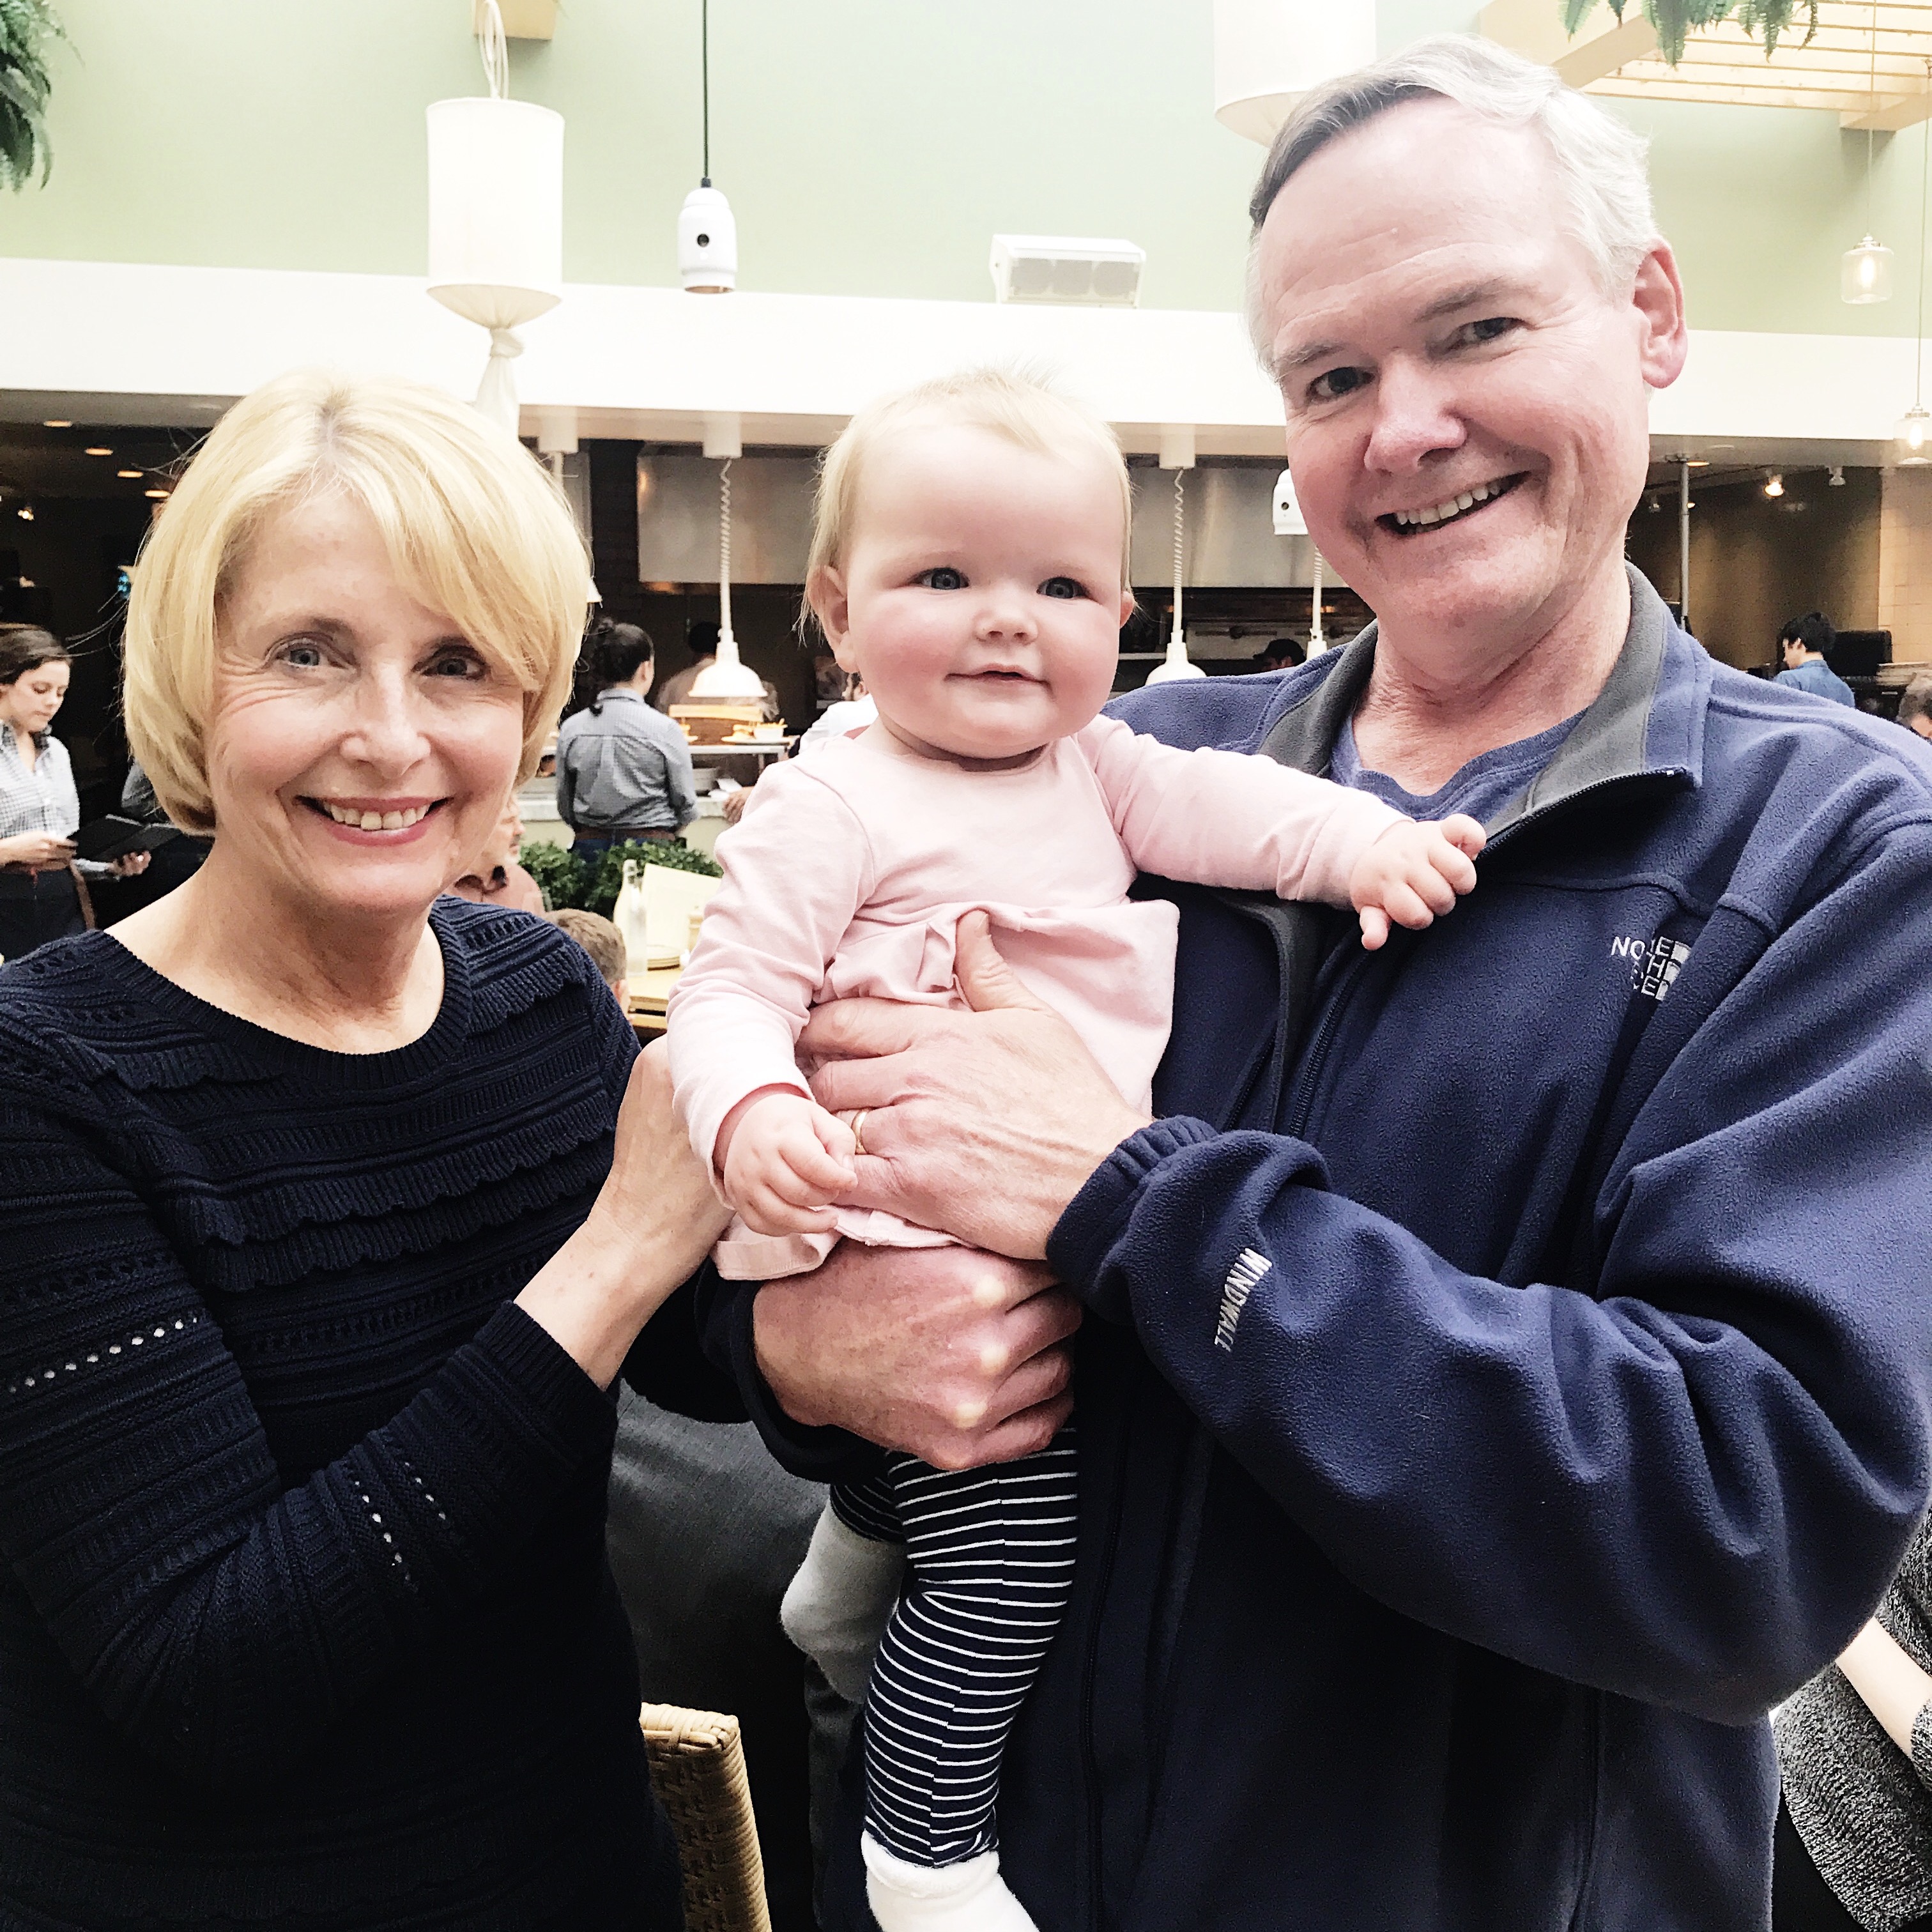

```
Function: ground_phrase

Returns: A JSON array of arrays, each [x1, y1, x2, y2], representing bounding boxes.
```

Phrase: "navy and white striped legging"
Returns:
[[832, 1425, 1078, 1868]]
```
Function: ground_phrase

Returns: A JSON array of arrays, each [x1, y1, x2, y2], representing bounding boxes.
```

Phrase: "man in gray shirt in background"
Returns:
[[556, 622, 698, 859]]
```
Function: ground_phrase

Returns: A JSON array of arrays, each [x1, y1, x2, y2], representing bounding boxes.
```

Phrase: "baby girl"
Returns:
[[666, 369, 1483, 1932]]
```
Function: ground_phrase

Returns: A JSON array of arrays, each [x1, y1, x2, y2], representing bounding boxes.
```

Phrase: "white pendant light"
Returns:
[[690, 416, 764, 700], [1844, 236, 1894, 305], [1897, 67, 1932, 466], [1271, 467, 1330, 656], [1212, 0, 1377, 146], [679, 0, 737, 293], [425, 0, 563, 437], [1146, 454, 1206, 685], [1844, 8, 1894, 305]]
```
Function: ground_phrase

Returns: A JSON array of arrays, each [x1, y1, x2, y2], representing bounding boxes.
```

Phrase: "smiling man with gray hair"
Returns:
[[698, 36, 1932, 1931]]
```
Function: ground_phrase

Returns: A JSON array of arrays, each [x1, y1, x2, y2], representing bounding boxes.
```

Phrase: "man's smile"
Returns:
[[1378, 471, 1527, 536]]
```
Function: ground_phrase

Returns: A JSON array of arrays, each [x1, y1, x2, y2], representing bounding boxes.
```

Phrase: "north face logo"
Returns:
[[1631, 937, 1690, 1002]]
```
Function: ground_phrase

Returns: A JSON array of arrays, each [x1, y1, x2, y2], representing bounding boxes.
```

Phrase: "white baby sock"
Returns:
[[862, 1833, 1041, 1932], [779, 1504, 906, 1704]]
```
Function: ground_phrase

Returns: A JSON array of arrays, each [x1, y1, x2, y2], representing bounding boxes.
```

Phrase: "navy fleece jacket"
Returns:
[[698, 569, 1932, 1932]]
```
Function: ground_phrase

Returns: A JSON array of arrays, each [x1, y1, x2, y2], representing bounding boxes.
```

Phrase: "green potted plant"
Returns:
[[1, 0, 69, 191], [1563, 0, 1816, 65]]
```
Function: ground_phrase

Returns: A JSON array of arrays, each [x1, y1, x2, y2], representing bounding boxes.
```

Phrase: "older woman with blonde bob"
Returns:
[[0, 370, 728, 1931]]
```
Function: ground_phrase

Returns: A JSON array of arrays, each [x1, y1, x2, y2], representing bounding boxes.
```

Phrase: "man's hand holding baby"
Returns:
[[716, 1084, 857, 1234], [1350, 813, 1486, 950]]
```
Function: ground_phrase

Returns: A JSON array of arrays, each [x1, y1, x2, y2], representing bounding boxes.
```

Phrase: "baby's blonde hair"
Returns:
[[124, 369, 589, 834], [803, 367, 1133, 634]]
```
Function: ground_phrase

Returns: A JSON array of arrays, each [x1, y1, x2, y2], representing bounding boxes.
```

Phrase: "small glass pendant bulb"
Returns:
[[1844, 236, 1894, 304], [1897, 403, 1932, 465]]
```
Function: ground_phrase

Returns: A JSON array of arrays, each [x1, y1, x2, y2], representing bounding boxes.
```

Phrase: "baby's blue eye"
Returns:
[[917, 567, 968, 591], [1039, 577, 1086, 601]]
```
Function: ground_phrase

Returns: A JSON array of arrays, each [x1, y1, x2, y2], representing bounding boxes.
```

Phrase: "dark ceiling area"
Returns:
[[0, 420, 205, 512]]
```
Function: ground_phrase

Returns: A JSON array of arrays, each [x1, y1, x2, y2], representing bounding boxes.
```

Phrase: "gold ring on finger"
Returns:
[[849, 1109, 868, 1157]]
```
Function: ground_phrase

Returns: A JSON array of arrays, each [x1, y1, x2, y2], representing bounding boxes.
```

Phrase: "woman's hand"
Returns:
[[517, 1041, 731, 1387], [800, 912, 1151, 1259], [111, 850, 152, 878], [0, 831, 77, 870]]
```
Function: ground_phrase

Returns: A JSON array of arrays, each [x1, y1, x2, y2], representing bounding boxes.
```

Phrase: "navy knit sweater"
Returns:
[[0, 900, 684, 1931]]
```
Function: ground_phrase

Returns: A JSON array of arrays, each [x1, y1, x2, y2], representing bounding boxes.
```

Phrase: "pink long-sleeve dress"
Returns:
[[667, 713, 1403, 1278]]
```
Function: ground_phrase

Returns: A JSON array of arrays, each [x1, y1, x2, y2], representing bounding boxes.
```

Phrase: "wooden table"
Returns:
[[627, 965, 682, 1039]]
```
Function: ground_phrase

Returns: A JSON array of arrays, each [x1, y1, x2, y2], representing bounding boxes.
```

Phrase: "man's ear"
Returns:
[[1632, 241, 1689, 391], [811, 565, 860, 671]]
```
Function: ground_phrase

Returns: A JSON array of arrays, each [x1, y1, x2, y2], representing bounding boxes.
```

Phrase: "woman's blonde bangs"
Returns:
[[123, 370, 588, 834]]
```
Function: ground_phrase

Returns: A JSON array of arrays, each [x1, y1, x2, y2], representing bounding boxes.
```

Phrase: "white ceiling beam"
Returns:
[[1843, 88, 1932, 128]]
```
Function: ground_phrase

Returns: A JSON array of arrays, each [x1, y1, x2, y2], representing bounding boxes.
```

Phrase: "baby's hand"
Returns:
[[716, 1087, 857, 1236], [1350, 814, 1485, 950]]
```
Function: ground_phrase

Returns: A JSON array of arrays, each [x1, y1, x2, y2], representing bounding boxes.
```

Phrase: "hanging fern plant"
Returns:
[[1563, 0, 1818, 66], [0, 0, 68, 191]]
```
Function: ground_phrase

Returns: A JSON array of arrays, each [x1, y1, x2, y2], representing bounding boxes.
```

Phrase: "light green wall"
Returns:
[[0, 0, 1922, 335], [0, 0, 1257, 310]]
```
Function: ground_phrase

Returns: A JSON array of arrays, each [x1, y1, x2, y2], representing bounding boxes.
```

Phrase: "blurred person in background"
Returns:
[[446, 793, 545, 912], [0, 625, 149, 963], [122, 756, 213, 898], [1775, 611, 1855, 708], [1775, 1512, 1932, 1932], [1897, 675, 1932, 742], [549, 904, 629, 1006], [556, 620, 696, 861]]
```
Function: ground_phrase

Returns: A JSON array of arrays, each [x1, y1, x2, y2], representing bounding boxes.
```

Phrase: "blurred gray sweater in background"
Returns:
[[1778, 1513, 1932, 1931]]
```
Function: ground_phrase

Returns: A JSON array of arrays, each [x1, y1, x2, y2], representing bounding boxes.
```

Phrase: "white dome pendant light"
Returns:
[[1213, 0, 1377, 146], [1844, 6, 1894, 305], [1898, 65, 1932, 466], [1146, 459, 1206, 686], [679, 0, 737, 293], [691, 416, 765, 700], [425, 0, 564, 436]]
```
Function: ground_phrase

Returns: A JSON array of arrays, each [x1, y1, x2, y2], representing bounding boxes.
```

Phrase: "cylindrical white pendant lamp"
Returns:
[[689, 418, 765, 701], [1213, 0, 1378, 147], [1146, 460, 1206, 685], [425, 6, 562, 438], [1272, 466, 1329, 655]]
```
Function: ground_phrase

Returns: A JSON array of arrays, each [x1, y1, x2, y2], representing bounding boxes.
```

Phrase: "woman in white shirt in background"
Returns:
[[0, 626, 148, 965]]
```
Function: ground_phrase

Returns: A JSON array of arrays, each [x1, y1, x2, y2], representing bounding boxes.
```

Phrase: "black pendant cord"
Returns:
[[700, 0, 711, 186]]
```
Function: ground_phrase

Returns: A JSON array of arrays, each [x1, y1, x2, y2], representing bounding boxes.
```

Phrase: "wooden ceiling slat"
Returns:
[[1497, 0, 1932, 118]]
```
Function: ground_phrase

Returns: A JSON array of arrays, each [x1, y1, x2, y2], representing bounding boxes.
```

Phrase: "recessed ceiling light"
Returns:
[[144, 488, 169, 500], [84, 445, 112, 457], [42, 419, 70, 429], [116, 468, 141, 479]]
